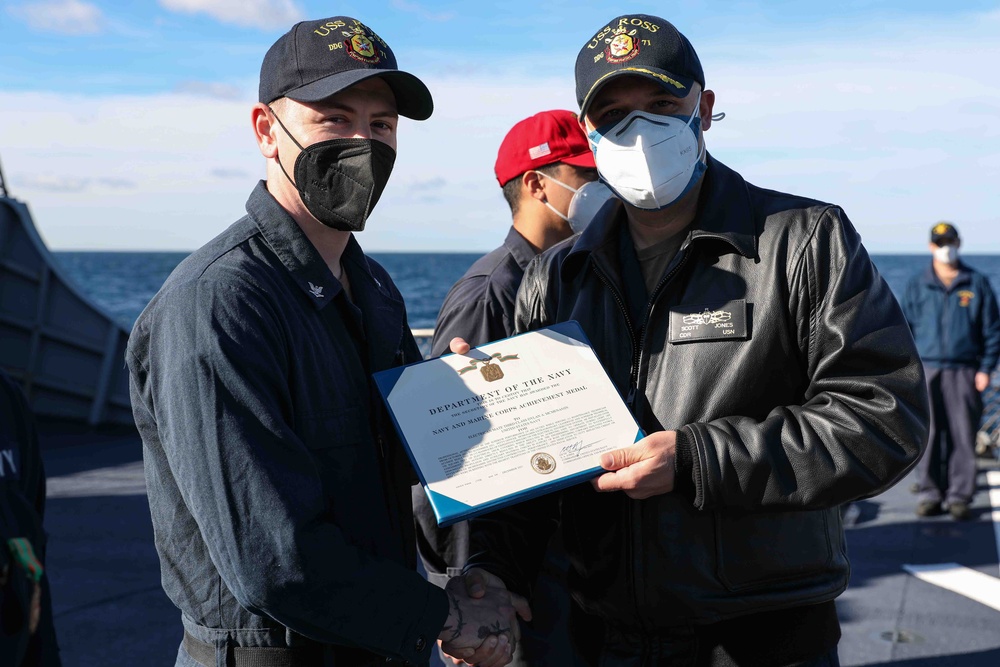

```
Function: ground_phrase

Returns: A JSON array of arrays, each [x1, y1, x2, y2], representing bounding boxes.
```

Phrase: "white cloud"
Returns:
[[695, 11, 1000, 249], [96, 177, 136, 188], [15, 174, 90, 192], [158, 0, 303, 30], [8, 0, 104, 35], [173, 81, 246, 100], [0, 90, 262, 249], [2, 9, 998, 253], [210, 167, 252, 179]]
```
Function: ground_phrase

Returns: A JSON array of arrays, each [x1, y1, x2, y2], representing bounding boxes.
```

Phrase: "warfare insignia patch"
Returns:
[[958, 290, 975, 307]]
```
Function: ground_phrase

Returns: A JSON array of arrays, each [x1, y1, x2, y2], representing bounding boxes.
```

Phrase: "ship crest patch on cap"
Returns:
[[342, 24, 381, 63], [934, 223, 951, 236], [605, 25, 640, 64]]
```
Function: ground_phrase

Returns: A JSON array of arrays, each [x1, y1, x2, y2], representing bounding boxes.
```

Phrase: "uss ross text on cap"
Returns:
[[259, 16, 433, 120], [575, 14, 704, 117], [494, 110, 596, 187]]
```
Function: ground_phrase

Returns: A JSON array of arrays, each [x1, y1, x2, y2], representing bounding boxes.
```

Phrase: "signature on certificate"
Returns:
[[558, 439, 605, 462]]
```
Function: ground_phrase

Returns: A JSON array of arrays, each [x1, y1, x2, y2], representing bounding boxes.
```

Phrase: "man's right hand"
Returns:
[[438, 569, 530, 667], [460, 568, 531, 621], [976, 371, 991, 392]]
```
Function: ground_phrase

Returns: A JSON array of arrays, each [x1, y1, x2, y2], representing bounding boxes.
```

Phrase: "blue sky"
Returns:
[[1, 1, 999, 252]]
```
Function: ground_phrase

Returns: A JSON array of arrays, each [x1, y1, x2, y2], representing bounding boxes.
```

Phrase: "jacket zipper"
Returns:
[[592, 245, 692, 632], [641, 247, 692, 357], [592, 264, 640, 409], [377, 434, 387, 460], [590, 262, 644, 629]]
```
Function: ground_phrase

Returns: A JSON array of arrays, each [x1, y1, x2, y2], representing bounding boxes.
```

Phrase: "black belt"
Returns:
[[183, 630, 323, 667], [182, 631, 411, 667]]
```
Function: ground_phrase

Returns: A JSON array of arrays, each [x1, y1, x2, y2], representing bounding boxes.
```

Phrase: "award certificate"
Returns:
[[373, 321, 642, 527]]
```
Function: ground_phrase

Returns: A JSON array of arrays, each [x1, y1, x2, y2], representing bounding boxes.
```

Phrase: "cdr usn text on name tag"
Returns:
[[668, 299, 749, 343]]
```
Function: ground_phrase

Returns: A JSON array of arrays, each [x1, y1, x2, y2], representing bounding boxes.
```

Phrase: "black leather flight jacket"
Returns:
[[468, 156, 929, 629]]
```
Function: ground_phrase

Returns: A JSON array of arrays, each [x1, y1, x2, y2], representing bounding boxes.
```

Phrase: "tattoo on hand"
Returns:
[[477, 620, 510, 639], [443, 591, 464, 641]]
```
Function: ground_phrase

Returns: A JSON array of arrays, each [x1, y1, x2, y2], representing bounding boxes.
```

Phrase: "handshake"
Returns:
[[437, 568, 532, 667]]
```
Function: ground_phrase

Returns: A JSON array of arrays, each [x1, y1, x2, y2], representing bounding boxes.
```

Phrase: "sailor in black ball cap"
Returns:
[[457, 12, 929, 667], [127, 15, 524, 667], [902, 222, 1000, 521]]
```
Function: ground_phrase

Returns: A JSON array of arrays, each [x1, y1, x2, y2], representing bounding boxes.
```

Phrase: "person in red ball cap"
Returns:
[[414, 109, 610, 665], [427, 109, 608, 360]]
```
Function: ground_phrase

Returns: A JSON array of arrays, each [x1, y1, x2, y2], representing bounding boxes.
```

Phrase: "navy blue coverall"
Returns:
[[901, 262, 1000, 505]]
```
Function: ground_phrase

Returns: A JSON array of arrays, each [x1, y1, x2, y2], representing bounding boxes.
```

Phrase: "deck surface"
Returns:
[[37, 423, 1000, 666]]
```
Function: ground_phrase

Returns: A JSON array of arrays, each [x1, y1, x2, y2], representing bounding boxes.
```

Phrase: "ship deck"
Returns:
[[38, 423, 1000, 666]]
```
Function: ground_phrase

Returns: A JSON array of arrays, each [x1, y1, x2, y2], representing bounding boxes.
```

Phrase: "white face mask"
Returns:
[[934, 245, 958, 265], [588, 93, 706, 210], [533, 171, 614, 233]]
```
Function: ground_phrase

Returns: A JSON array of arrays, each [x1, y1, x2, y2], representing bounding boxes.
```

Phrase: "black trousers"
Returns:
[[567, 601, 841, 667], [916, 365, 981, 505]]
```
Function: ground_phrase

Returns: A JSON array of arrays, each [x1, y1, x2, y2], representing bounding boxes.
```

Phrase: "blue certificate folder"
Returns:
[[373, 321, 644, 527]]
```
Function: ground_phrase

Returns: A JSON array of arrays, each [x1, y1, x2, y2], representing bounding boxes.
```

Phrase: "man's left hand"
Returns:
[[976, 372, 991, 392], [591, 430, 676, 499]]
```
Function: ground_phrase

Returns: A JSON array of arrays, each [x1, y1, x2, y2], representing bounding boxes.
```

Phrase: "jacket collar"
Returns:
[[342, 238, 410, 373], [244, 182, 406, 368], [561, 155, 758, 281], [687, 156, 758, 258], [246, 180, 392, 312], [503, 226, 539, 270], [920, 260, 972, 290]]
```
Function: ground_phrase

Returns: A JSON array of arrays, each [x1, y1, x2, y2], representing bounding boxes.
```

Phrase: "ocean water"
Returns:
[[52, 251, 481, 331], [52, 250, 1000, 333]]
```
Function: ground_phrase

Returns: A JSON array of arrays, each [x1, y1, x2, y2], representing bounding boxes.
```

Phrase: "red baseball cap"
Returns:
[[494, 109, 596, 186]]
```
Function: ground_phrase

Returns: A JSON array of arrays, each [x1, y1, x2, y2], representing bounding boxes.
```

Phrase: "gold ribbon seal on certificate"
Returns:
[[456, 352, 520, 380], [531, 452, 556, 474], [480, 360, 504, 382]]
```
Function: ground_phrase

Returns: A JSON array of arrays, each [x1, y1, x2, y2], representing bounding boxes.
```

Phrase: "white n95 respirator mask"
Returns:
[[588, 94, 706, 210], [934, 245, 958, 265], [534, 171, 615, 233]]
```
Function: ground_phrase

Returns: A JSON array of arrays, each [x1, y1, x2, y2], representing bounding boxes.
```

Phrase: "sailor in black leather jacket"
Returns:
[[465, 13, 929, 667]]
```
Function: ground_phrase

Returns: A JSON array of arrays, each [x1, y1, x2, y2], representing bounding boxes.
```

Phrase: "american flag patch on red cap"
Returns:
[[528, 142, 552, 160]]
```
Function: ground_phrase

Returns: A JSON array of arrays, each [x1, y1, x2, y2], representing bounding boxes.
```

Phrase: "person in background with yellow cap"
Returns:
[[902, 222, 1000, 520]]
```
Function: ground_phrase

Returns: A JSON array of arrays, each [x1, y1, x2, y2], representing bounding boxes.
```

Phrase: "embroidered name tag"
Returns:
[[668, 299, 749, 343]]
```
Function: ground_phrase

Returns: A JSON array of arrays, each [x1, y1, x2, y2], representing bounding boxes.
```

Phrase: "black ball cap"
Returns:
[[259, 16, 433, 121], [930, 222, 959, 244], [576, 14, 704, 117]]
